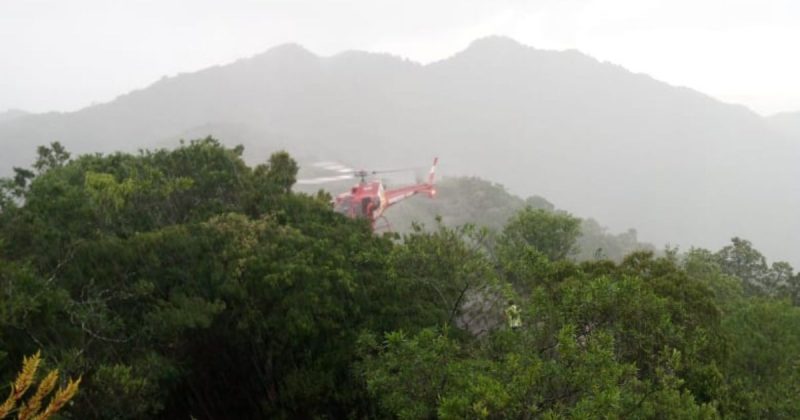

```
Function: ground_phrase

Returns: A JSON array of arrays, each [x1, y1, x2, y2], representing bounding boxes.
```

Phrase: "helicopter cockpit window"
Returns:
[[335, 197, 353, 215], [334, 196, 377, 219]]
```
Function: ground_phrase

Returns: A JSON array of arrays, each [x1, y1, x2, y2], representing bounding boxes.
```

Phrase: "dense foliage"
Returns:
[[1, 139, 798, 418]]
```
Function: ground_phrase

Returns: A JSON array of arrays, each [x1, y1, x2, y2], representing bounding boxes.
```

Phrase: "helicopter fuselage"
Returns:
[[325, 157, 438, 230], [333, 178, 436, 228]]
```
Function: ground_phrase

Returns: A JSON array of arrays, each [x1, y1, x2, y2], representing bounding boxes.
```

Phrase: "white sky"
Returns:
[[1, 0, 799, 115]]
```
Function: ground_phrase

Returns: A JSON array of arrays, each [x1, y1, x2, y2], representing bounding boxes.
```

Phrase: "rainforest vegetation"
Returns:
[[1, 138, 799, 419]]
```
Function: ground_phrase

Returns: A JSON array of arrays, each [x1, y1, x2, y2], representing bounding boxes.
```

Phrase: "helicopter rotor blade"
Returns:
[[295, 174, 355, 185], [312, 161, 357, 174], [302, 161, 424, 183], [367, 166, 425, 175]]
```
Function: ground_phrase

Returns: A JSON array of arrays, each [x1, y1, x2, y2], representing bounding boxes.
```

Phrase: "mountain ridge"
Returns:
[[1, 38, 797, 265], [0, 109, 30, 125], [768, 111, 800, 139]]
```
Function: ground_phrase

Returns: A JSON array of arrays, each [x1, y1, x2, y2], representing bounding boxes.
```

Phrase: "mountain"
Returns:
[[1, 36, 798, 265], [0, 109, 29, 125], [768, 111, 800, 139]]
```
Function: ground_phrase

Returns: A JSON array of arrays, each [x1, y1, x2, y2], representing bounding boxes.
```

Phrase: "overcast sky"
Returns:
[[2, 0, 799, 115]]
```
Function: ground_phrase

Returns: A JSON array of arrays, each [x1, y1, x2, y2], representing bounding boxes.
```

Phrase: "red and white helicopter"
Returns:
[[297, 158, 438, 230]]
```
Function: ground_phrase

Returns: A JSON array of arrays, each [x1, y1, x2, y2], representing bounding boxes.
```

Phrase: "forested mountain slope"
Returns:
[[1, 37, 797, 265], [386, 176, 655, 261]]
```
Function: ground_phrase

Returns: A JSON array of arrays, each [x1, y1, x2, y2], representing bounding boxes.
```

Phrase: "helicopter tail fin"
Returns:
[[427, 157, 438, 185], [426, 157, 438, 198]]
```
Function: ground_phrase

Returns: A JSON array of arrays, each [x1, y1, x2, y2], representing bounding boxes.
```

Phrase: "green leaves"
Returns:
[[713, 237, 796, 298], [499, 207, 581, 262], [388, 223, 504, 333], [360, 329, 456, 419], [720, 299, 800, 418], [32, 142, 70, 174], [360, 214, 728, 419], [263, 150, 298, 193]]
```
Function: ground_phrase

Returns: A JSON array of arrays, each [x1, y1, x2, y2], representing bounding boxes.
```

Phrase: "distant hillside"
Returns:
[[768, 111, 800, 139], [386, 176, 655, 261], [0, 109, 29, 125], [1, 36, 798, 265]]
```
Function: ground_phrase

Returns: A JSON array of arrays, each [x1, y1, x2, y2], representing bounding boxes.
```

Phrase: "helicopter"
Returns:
[[296, 158, 438, 230]]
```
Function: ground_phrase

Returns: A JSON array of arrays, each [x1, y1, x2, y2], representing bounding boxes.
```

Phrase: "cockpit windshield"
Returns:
[[334, 196, 353, 215], [335, 195, 377, 218]]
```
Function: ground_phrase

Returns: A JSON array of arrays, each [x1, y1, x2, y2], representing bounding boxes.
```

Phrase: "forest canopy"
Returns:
[[0, 139, 798, 419]]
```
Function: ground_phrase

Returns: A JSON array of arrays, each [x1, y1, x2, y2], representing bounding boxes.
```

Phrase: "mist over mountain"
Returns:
[[0, 109, 30, 125], [1, 36, 797, 265], [768, 111, 800, 139]]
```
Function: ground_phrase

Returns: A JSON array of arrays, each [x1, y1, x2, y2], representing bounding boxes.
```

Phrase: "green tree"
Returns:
[[32, 142, 71, 173], [498, 207, 581, 262], [682, 248, 744, 310], [782, 272, 800, 306], [720, 300, 800, 418], [715, 238, 770, 295], [0, 140, 397, 418], [387, 222, 504, 334], [263, 150, 298, 193]]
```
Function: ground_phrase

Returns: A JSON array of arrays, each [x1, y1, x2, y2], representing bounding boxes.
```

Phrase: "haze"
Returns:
[[3, 0, 800, 115], [3, 3, 800, 417], [0, 0, 798, 266]]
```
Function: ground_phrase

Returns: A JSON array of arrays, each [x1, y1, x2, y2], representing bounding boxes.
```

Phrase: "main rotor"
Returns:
[[354, 170, 376, 184], [296, 161, 422, 186]]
